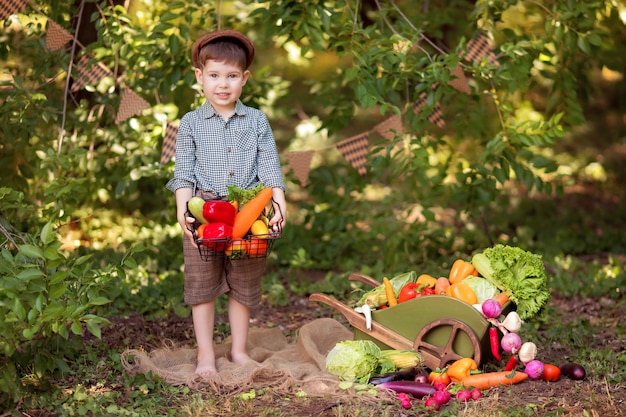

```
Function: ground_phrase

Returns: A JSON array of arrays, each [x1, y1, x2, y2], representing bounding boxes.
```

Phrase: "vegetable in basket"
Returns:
[[232, 187, 273, 239], [226, 183, 265, 207], [471, 245, 550, 320]]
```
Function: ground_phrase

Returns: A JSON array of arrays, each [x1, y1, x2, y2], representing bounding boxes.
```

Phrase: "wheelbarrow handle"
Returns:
[[309, 293, 413, 352], [348, 273, 381, 288]]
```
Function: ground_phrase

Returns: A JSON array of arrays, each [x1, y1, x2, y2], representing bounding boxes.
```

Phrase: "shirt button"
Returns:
[[229, 171, 234, 176], [227, 147, 231, 153]]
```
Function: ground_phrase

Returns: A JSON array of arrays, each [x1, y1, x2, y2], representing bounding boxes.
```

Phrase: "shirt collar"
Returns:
[[201, 100, 247, 119]]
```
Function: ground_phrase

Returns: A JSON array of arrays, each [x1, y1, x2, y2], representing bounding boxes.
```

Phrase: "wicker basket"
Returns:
[[188, 199, 281, 261]]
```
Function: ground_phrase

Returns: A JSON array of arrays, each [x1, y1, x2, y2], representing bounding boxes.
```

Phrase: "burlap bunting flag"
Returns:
[[448, 63, 470, 94], [463, 33, 499, 66], [71, 55, 113, 92], [45, 20, 73, 51], [160, 122, 178, 164], [285, 150, 315, 187], [373, 115, 403, 140], [0, 0, 28, 20], [415, 91, 445, 128], [336, 132, 369, 176], [115, 88, 150, 124]]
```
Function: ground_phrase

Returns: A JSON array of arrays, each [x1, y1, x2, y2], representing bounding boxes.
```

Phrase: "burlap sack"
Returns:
[[121, 318, 354, 396]]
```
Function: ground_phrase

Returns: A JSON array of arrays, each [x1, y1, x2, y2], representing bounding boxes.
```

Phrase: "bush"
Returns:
[[0, 188, 132, 405]]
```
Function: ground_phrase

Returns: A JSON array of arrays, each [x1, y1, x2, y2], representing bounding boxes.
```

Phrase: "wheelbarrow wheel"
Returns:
[[413, 318, 482, 370]]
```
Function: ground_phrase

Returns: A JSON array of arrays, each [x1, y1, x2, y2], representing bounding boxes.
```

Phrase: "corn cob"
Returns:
[[379, 349, 424, 370]]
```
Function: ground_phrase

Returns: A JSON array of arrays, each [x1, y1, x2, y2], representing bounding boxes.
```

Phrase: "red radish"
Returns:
[[470, 388, 482, 400], [433, 382, 447, 391], [456, 389, 471, 402], [432, 390, 450, 405], [424, 397, 440, 410]]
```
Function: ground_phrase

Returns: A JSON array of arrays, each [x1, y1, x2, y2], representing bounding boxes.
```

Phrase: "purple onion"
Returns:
[[481, 299, 503, 318], [501, 332, 522, 353], [524, 360, 544, 379]]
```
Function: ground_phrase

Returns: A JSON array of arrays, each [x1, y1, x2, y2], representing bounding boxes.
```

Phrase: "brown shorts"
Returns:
[[183, 190, 267, 307], [183, 237, 267, 307]]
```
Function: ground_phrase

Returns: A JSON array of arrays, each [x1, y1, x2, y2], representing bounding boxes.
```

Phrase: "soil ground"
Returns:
[[100, 287, 625, 416]]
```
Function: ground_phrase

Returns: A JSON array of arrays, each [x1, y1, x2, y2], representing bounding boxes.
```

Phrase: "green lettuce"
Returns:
[[325, 340, 382, 382], [472, 245, 550, 320]]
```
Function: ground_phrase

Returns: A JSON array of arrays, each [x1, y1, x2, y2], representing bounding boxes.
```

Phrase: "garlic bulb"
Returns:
[[501, 311, 522, 333], [518, 342, 538, 364]]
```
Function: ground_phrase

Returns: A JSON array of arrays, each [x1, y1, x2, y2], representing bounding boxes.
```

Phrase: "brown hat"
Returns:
[[192, 30, 255, 69]]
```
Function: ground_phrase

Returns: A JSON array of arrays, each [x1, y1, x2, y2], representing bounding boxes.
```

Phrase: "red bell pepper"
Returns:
[[398, 283, 419, 303], [202, 200, 237, 226], [200, 222, 233, 251]]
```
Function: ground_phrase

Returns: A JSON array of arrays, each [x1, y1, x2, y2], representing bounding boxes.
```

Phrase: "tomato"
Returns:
[[428, 370, 451, 386], [248, 238, 268, 257], [542, 364, 561, 382], [196, 224, 207, 239]]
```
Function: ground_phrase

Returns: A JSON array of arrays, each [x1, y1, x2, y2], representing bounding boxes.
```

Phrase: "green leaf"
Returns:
[[49, 270, 69, 285], [89, 296, 111, 306], [13, 298, 26, 321], [17, 268, 45, 280], [85, 320, 102, 339], [577, 36, 590, 54], [48, 283, 67, 299], [40, 222, 55, 245], [19, 244, 44, 259]]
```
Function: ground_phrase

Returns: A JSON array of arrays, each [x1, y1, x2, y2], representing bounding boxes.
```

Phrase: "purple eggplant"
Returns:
[[559, 362, 586, 380], [368, 368, 422, 385], [377, 381, 437, 398]]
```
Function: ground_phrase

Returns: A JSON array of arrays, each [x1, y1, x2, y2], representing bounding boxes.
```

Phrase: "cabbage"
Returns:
[[463, 276, 499, 303], [325, 340, 381, 381]]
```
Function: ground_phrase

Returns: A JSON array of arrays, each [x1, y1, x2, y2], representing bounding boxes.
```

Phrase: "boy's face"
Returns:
[[195, 59, 250, 115]]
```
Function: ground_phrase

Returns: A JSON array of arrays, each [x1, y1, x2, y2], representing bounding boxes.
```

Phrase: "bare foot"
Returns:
[[231, 351, 252, 366], [195, 354, 217, 378]]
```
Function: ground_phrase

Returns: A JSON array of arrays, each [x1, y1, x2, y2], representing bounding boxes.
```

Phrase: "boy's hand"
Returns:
[[180, 215, 198, 247]]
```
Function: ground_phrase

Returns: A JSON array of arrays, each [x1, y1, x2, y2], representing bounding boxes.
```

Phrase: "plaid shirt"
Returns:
[[166, 100, 285, 197]]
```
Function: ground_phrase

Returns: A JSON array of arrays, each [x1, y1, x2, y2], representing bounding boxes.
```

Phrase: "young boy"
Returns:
[[166, 30, 287, 377]]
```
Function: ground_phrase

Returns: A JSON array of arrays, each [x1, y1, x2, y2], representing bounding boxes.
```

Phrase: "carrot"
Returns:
[[494, 291, 510, 307], [461, 371, 528, 389], [383, 277, 397, 307], [232, 187, 273, 239]]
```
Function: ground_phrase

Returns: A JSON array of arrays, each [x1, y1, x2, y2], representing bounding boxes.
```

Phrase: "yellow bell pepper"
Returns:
[[416, 274, 438, 288], [445, 282, 478, 305], [447, 357, 479, 382], [448, 259, 479, 284]]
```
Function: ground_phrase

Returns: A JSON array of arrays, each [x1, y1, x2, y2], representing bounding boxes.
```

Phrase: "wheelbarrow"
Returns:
[[309, 273, 512, 371]]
